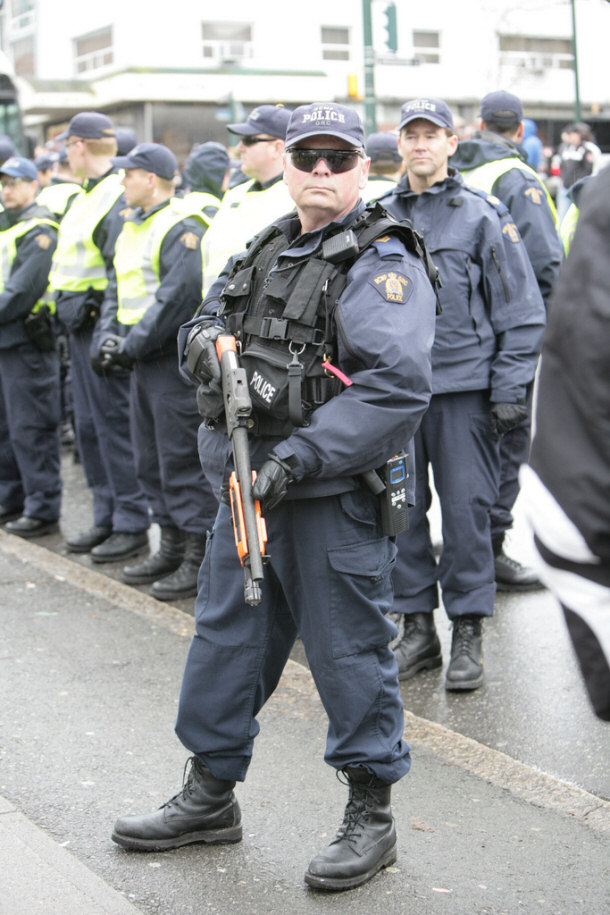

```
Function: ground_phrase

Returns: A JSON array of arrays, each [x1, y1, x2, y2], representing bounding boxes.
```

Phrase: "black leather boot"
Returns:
[[123, 527, 186, 585], [151, 531, 205, 601], [305, 767, 396, 891], [111, 756, 242, 851], [445, 615, 484, 691], [392, 612, 442, 681]]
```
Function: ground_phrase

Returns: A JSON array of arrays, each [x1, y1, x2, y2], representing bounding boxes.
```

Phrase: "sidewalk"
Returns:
[[1, 532, 608, 914]]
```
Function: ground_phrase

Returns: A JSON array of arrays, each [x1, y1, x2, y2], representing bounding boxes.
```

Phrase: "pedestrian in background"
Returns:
[[452, 89, 562, 592], [95, 143, 218, 601], [385, 97, 545, 691], [112, 102, 438, 892], [48, 111, 150, 563], [201, 104, 293, 295], [0, 157, 61, 537]]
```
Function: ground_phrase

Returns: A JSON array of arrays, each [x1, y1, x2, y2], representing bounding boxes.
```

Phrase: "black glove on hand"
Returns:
[[252, 455, 295, 511], [490, 402, 529, 436], [99, 334, 133, 370], [185, 324, 223, 383]]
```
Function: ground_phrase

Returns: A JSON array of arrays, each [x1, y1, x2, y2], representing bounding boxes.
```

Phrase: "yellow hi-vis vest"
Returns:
[[114, 199, 207, 326], [461, 157, 558, 228], [560, 203, 579, 257], [0, 216, 58, 314], [178, 190, 221, 217], [37, 181, 83, 220], [48, 173, 124, 293], [202, 177, 293, 295]]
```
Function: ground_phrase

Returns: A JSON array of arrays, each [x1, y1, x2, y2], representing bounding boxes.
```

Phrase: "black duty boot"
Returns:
[[493, 534, 543, 592], [123, 527, 186, 585], [151, 531, 205, 601], [305, 767, 397, 891], [392, 612, 442, 681], [111, 756, 242, 851], [445, 615, 484, 691]]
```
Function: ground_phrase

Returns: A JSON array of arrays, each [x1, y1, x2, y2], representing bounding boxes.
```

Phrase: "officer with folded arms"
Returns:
[[0, 157, 62, 537], [112, 102, 437, 892]]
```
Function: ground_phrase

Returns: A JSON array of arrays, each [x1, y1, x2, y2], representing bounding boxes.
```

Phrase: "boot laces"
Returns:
[[160, 756, 199, 810], [333, 770, 377, 847], [452, 618, 481, 656]]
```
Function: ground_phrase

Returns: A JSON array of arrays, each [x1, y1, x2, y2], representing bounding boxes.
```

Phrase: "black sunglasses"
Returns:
[[239, 136, 277, 147], [287, 148, 364, 174]]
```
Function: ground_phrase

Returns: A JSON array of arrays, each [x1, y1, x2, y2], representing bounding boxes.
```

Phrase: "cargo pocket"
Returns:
[[328, 537, 397, 659]]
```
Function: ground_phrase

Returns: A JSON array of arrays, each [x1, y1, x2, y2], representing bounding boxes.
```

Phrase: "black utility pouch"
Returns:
[[24, 305, 55, 352]]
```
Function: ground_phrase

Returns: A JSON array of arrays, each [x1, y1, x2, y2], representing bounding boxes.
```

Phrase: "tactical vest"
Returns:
[[48, 173, 124, 293], [115, 200, 207, 325], [218, 201, 438, 436], [37, 181, 82, 220], [461, 157, 558, 228], [0, 216, 58, 315]]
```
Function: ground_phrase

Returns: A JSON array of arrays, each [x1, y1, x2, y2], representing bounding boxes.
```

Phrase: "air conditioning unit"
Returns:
[[526, 56, 547, 75]]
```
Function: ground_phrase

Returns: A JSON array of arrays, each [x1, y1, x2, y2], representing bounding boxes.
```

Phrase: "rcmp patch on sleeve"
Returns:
[[180, 231, 199, 250], [486, 194, 502, 207], [502, 222, 521, 244], [119, 207, 134, 220], [36, 234, 52, 250], [370, 270, 412, 303], [524, 186, 543, 205]]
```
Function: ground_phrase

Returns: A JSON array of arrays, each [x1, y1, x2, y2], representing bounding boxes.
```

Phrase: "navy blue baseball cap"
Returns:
[[35, 152, 59, 171], [228, 105, 291, 139], [479, 91, 523, 125], [0, 135, 16, 163], [285, 103, 365, 149], [115, 127, 139, 156], [398, 98, 454, 131], [184, 142, 230, 194], [112, 142, 177, 180], [57, 111, 115, 141], [0, 156, 38, 180], [366, 131, 401, 163]]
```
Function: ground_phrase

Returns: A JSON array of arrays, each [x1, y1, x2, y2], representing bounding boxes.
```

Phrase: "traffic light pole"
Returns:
[[362, 0, 377, 134]]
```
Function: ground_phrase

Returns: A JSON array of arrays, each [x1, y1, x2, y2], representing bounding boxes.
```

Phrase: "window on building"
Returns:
[[499, 35, 573, 72], [321, 26, 350, 61], [73, 26, 114, 75], [412, 30, 440, 64], [11, 34, 34, 76], [201, 22, 253, 64], [9, 0, 35, 33]]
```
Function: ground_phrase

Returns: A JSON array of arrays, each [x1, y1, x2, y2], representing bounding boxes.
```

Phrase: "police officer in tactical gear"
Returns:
[[96, 143, 218, 601], [112, 102, 438, 892], [0, 157, 61, 536], [452, 90, 562, 591], [384, 98, 546, 691]]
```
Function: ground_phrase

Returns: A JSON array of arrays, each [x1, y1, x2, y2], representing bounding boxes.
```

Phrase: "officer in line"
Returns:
[[95, 143, 218, 601], [48, 111, 150, 562], [0, 157, 61, 536], [384, 98, 545, 691], [201, 104, 294, 295], [362, 130, 402, 201], [559, 174, 592, 257], [112, 102, 438, 892], [181, 141, 231, 220], [452, 90, 562, 592]]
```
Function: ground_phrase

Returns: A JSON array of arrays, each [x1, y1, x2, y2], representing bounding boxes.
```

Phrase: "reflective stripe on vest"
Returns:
[[48, 173, 124, 292], [178, 191, 219, 217], [0, 216, 58, 314], [115, 200, 205, 325], [202, 178, 294, 296], [461, 158, 558, 228]]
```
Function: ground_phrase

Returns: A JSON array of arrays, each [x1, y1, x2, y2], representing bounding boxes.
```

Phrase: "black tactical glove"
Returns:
[[252, 455, 295, 511], [99, 334, 134, 371], [490, 402, 529, 437], [185, 324, 223, 383]]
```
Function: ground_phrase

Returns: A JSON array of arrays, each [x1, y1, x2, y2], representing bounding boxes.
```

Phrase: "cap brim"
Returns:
[[111, 155, 135, 170], [55, 130, 69, 141], [286, 130, 363, 148], [227, 123, 259, 136]]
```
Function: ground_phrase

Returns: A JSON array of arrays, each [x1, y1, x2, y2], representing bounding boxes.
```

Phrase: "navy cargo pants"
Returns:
[[175, 490, 411, 785]]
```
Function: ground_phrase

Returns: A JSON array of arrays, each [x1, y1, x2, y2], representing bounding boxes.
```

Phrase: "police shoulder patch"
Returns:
[[36, 234, 51, 249], [502, 222, 521, 244], [524, 186, 543, 205], [486, 194, 502, 207], [180, 231, 199, 250], [371, 270, 410, 303], [375, 235, 391, 242], [119, 207, 135, 220]]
